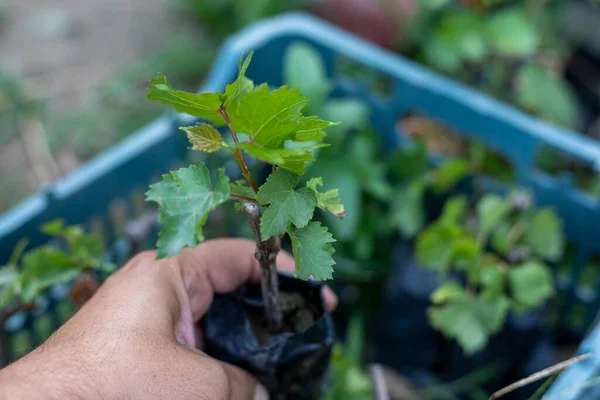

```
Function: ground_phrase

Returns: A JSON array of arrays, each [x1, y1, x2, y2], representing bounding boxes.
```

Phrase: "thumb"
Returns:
[[220, 361, 269, 400]]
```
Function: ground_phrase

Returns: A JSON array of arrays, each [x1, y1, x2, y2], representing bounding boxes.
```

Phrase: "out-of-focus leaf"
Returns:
[[20, 246, 80, 303], [0, 266, 19, 309], [516, 64, 578, 129], [480, 262, 508, 297], [389, 139, 429, 181], [508, 261, 554, 309], [416, 221, 463, 272], [309, 160, 361, 240], [430, 158, 470, 193], [491, 221, 513, 255], [284, 42, 330, 112], [431, 281, 465, 304], [486, 8, 540, 56], [522, 208, 564, 262], [452, 236, 481, 270], [391, 180, 426, 238], [350, 132, 392, 201], [441, 196, 468, 224], [477, 194, 509, 237], [424, 10, 487, 71], [428, 294, 510, 355], [321, 99, 370, 147]]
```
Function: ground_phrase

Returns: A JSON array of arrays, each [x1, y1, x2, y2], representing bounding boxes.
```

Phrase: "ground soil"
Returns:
[[0, 0, 197, 212]]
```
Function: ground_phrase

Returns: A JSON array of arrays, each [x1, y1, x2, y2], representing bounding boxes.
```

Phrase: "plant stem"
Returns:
[[219, 109, 259, 193], [242, 202, 283, 332], [230, 195, 258, 203]]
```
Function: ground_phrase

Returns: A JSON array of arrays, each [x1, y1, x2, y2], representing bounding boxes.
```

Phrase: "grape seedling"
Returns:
[[146, 51, 343, 331]]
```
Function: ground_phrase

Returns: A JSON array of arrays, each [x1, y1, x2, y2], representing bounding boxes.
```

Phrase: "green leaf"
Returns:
[[480, 262, 508, 297], [429, 300, 487, 355], [522, 208, 564, 262], [349, 133, 392, 201], [239, 142, 326, 175], [20, 246, 80, 303], [321, 99, 370, 146], [256, 168, 317, 239], [425, 11, 487, 71], [231, 84, 308, 147], [288, 222, 336, 280], [0, 266, 19, 308], [478, 295, 511, 334], [491, 221, 513, 255], [41, 219, 110, 272], [486, 8, 540, 56], [416, 221, 463, 272], [389, 140, 429, 181], [229, 180, 255, 198], [147, 74, 224, 125], [477, 194, 509, 237], [441, 196, 468, 224], [431, 281, 465, 304], [295, 116, 338, 142], [146, 163, 230, 258], [8, 238, 29, 267], [428, 295, 510, 355], [430, 158, 470, 193], [452, 237, 481, 271], [308, 160, 361, 240], [284, 42, 330, 112], [224, 51, 254, 107], [180, 123, 223, 153], [41, 219, 80, 242], [516, 64, 578, 129], [391, 180, 426, 238], [307, 177, 345, 218], [508, 261, 554, 309]]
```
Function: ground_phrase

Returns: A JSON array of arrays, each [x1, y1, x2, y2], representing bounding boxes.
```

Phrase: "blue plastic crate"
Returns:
[[1, 12, 600, 396]]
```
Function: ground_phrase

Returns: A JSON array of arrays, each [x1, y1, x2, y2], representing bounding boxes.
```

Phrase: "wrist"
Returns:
[[0, 335, 109, 399]]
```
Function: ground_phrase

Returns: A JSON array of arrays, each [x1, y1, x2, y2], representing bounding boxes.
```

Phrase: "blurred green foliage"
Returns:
[[181, 0, 314, 34], [284, 43, 568, 358], [416, 191, 563, 354], [0, 219, 115, 310], [321, 311, 373, 400], [402, 0, 580, 130]]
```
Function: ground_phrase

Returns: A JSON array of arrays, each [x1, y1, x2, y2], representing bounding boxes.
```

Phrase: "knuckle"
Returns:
[[199, 359, 230, 398]]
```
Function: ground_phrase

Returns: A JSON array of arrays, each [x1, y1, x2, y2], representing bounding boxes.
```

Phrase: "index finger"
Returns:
[[178, 238, 338, 321]]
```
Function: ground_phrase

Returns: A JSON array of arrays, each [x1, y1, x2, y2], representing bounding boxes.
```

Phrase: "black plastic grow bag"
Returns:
[[204, 272, 335, 399]]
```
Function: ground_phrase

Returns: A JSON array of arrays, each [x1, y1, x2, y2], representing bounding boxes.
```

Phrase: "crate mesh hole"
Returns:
[[533, 144, 600, 200], [336, 56, 394, 100], [397, 112, 516, 183]]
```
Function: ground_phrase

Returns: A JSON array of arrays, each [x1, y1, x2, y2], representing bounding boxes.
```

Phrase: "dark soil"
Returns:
[[246, 291, 321, 346]]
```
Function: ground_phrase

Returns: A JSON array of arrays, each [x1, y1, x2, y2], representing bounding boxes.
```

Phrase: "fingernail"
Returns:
[[253, 382, 269, 400]]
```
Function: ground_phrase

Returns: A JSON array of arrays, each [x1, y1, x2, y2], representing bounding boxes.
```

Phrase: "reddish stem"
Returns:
[[231, 195, 258, 203], [219, 109, 259, 193]]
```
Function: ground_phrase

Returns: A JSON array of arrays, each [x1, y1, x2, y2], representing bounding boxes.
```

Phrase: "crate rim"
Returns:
[[3, 11, 600, 239]]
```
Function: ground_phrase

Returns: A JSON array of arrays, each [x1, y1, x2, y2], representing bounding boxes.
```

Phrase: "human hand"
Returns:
[[0, 239, 337, 399]]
